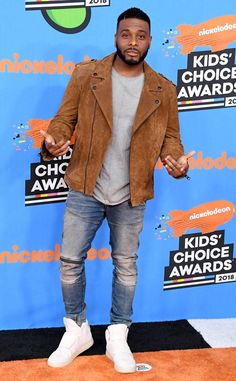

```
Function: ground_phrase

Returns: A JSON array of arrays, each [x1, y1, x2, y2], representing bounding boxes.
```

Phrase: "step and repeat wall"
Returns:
[[1, 0, 236, 329]]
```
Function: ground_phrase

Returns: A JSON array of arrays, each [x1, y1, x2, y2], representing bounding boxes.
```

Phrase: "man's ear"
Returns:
[[114, 33, 117, 48], [148, 36, 152, 48]]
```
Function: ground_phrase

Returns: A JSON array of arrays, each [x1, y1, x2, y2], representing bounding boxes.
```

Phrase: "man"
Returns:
[[40, 7, 194, 373]]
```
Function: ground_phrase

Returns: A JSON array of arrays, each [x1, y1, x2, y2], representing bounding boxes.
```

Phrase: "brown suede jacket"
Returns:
[[41, 53, 184, 206]]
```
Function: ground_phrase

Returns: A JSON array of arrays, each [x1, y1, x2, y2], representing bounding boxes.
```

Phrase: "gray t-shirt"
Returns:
[[93, 68, 144, 205]]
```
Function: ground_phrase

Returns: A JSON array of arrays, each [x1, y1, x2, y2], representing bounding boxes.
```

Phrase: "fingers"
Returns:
[[164, 163, 177, 176], [49, 140, 70, 157], [164, 163, 183, 177], [40, 129, 55, 145], [163, 154, 188, 178], [40, 130, 70, 157], [185, 150, 196, 159], [163, 155, 182, 171], [163, 151, 195, 178], [177, 150, 196, 175]]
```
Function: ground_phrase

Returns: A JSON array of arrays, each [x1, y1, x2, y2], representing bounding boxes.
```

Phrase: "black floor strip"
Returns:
[[0, 320, 210, 362]]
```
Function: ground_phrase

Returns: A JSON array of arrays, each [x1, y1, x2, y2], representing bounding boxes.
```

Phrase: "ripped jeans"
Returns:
[[60, 190, 146, 327]]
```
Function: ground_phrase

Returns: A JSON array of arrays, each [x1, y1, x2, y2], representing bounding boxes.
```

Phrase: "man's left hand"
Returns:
[[163, 150, 195, 178]]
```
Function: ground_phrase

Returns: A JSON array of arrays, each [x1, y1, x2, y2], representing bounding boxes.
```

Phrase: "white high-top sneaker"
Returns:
[[105, 324, 136, 373], [48, 318, 94, 368]]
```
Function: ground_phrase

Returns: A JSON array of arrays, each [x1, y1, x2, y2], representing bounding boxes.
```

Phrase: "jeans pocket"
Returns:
[[66, 189, 84, 210]]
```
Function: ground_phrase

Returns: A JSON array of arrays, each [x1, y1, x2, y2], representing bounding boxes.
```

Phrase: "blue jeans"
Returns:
[[60, 190, 146, 327]]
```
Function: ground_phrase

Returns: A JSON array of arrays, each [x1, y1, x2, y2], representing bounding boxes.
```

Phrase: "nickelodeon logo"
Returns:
[[175, 15, 236, 54], [167, 200, 235, 237], [155, 152, 236, 170], [0, 245, 111, 264], [0, 53, 75, 75]]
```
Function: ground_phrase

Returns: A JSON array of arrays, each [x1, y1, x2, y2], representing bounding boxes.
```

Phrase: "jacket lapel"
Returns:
[[90, 55, 114, 131], [132, 62, 162, 135]]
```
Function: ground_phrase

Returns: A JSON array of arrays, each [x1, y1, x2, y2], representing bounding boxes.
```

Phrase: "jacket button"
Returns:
[[93, 72, 98, 76], [155, 99, 159, 104], [92, 85, 97, 90]]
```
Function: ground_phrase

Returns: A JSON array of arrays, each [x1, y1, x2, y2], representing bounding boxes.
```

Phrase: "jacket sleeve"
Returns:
[[159, 83, 184, 162], [40, 66, 82, 160]]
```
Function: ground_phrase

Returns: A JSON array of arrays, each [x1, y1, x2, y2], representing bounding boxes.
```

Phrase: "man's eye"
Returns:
[[138, 35, 145, 40], [121, 33, 129, 38]]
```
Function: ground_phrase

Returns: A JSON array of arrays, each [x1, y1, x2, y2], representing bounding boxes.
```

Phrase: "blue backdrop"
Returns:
[[1, 0, 236, 329]]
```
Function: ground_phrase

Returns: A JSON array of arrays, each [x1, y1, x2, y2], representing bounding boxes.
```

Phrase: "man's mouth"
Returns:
[[125, 49, 139, 57]]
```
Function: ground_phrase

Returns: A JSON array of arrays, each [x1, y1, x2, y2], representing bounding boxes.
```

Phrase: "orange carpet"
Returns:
[[1, 348, 236, 381]]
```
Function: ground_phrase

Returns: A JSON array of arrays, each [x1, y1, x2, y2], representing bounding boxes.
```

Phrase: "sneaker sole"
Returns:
[[48, 338, 94, 368], [105, 350, 136, 373]]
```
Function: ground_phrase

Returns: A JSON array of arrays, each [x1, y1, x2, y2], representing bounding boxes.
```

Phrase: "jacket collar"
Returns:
[[91, 53, 163, 133]]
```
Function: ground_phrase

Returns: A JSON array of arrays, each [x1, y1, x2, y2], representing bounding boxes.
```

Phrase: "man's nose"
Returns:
[[129, 36, 137, 46]]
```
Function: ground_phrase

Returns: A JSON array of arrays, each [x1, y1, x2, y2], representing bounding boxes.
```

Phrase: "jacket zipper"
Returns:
[[84, 101, 97, 193]]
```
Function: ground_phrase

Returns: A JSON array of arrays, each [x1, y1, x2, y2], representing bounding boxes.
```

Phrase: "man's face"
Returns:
[[115, 18, 152, 66]]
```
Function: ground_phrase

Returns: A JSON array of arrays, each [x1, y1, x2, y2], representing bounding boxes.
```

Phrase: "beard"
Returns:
[[115, 42, 149, 66]]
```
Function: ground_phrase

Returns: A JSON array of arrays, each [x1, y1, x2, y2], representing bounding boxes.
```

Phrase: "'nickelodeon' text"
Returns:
[[190, 206, 231, 220], [0, 246, 111, 264], [0, 53, 75, 75]]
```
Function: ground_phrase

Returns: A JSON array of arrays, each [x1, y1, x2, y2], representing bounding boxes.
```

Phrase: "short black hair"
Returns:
[[117, 7, 151, 32]]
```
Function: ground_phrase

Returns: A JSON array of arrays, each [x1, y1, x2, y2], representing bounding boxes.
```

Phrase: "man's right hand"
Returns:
[[40, 130, 70, 157]]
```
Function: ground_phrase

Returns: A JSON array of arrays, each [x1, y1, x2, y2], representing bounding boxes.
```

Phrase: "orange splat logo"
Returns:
[[167, 200, 235, 237], [26, 119, 52, 148], [26, 119, 75, 149], [175, 15, 236, 54]]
